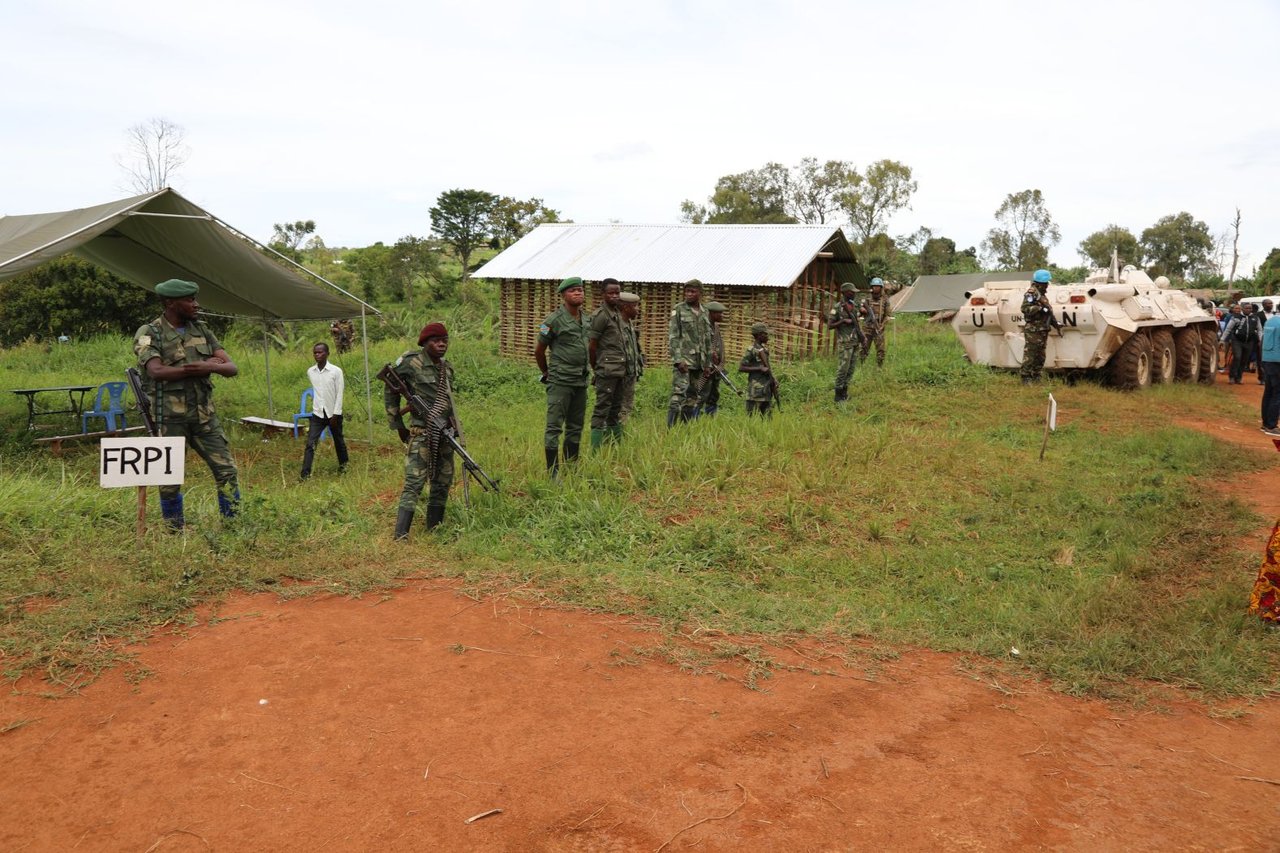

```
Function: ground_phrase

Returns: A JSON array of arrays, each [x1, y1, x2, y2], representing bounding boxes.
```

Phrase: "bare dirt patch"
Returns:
[[3, 382, 1279, 851]]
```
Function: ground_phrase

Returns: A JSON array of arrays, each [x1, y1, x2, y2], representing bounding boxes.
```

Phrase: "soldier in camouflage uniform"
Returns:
[[860, 278, 892, 367], [1020, 269, 1057, 383], [826, 282, 864, 401], [133, 279, 240, 529], [387, 322, 457, 538], [667, 279, 713, 426], [535, 276, 590, 474], [616, 291, 643, 437], [696, 301, 727, 417], [739, 323, 777, 417], [588, 279, 628, 448]]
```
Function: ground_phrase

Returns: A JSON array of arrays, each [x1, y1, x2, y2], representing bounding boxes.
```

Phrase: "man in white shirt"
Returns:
[[300, 342, 349, 479]]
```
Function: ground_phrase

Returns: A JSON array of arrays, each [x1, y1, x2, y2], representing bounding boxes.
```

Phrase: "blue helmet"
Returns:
[[1032, 269, 1051, 284], [870, 277, 884, 288]]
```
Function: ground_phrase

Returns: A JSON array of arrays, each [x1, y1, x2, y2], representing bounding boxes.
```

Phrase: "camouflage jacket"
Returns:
[[133, 315, 222, 423], [709, 322, 725, 366], [626, 322, 644, 379], [385, 349, 454, 431], [739, 343, 774, 402], [827, 298, 862, 347], [588, 304, 630, 378], [862, 293, 892, 334], [1021, 287, 1054, 333], [668, 302, 712, 369]]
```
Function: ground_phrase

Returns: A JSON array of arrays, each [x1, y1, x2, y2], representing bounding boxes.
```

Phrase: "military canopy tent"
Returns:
[[0, 188, 381, 434], [894, 271, 1033, 314]]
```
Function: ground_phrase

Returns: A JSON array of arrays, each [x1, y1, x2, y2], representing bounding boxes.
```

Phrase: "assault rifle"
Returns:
[[376, 364, 499, 502], [757, 346, 782, 412], [712, 363, 744, 397], [126, 367, 158, 436]]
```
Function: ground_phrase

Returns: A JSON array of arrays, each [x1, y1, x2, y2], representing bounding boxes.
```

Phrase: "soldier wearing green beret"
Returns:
[[133, 279, 240, 528], [739, 323, 776, 417], [826, 282, 864, 402], [535, 276, 590, 474], [587, 278, 628, 448], [697, 301, 727, 417], [667, 279, 713, 426]]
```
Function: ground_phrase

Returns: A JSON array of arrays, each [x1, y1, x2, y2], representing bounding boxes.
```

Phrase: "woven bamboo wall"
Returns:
[[497, 259, 842, 364]]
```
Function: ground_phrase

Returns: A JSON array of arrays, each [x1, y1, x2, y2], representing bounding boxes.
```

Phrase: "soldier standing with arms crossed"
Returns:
[[587, 279, 628, 449], [386, 322, 457, 538], [535, 277, 590, 473], [1021, 269, 1057, 384], [133, 279, 240, 529], [667, 279, 713, 426], [827, 282, 863, 402], [860, 277, 892, 367]]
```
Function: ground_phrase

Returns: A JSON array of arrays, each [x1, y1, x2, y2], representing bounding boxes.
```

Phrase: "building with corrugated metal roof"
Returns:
[[471, 223, 866, 363]]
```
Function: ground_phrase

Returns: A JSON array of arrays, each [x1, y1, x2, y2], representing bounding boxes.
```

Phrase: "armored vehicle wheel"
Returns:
[[1174, 327, 1201, 382], [1150, 329, 1175, 383], [1106, 332, 1153, 390], [1197, 324, 1218, 383]]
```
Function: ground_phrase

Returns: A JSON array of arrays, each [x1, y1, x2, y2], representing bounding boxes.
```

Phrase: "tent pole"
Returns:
[[263, 320, 275, 421], [362, 306, 373, 443]]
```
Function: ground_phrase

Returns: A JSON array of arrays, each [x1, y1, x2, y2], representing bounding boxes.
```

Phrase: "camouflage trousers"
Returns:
[[746, 400, 773, 418], [667, 366, 706, 421], [697, 374, 721, 416], [834, 343, 859, 390], [591, 373, 627, 429], [399, 432, 454, 512], [1021, 328, 1050, 380], [545, 383, 588, 450], [860, 328, 886, 366], [158, 415, 239, 503]]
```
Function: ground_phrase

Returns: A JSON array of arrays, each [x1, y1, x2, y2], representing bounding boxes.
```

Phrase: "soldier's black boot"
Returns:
[[835, 387, 847, 402], [394, 508, 414, 540], [666, 407, 679, 428], [545, 447, 560, 476], [564, 442, 580, 462], [425, 505, 445, 530]]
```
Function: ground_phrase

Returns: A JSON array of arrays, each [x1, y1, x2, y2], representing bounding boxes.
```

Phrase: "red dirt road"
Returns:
[[3, 380, 1279, 851]]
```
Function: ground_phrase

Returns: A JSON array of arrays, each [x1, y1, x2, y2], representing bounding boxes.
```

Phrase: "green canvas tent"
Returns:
[[0, 188, 380, 431]]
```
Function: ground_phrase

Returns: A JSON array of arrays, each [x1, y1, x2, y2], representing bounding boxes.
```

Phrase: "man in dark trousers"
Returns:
[[535, 277, 590, 474], [300, 342, 348, 479]]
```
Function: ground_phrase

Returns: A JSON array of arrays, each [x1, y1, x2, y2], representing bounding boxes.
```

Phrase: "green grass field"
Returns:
[[1, 312, 1275, 699]]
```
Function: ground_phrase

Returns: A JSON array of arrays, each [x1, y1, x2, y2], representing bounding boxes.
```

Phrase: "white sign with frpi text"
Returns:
[[100, 437, 185, 487]]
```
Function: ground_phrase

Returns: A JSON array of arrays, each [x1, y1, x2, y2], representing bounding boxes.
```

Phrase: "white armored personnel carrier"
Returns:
[[951, 260, 1218, 389]]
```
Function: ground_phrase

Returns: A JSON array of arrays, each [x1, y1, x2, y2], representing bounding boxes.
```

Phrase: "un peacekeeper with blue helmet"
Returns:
[[535, 276, 590, 475], [1021, 269, 1057, 383], [133, 279, 240, 529]]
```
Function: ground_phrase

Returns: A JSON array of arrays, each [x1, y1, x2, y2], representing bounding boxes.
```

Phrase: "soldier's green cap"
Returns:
[[619, 292, 640, 304], [684, 279, 703, 290], [155, 279, 199, 298], [558, 276, 584, 293], [751, 322, 769, 334], [840, 282, 856, 294], [705, 301, 727, 312]]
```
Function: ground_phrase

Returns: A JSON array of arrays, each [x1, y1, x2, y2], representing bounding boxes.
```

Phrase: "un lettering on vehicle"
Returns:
[[100, 437, 185, 487]]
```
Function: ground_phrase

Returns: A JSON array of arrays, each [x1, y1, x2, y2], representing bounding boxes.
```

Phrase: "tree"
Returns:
[[841, 159, 917, 245], [1077, 225, 1140, 268], [918, 236, 980, 275], [117, 117, 189, 193], [342, 242, 396, 303], [1228, 207, 1242, 283], [430, 189, 497, 272], [789, 158, 858, 225], [681, 163, 796, 224], [1139, 212, 1214, 280], [982, 189, 1060, 270], [392, 235, 442, 308], [1255, 248, 1280, 293], [490, 197, 561, 249], [0, 257, 156, 346], [271, 220, 316, 252]]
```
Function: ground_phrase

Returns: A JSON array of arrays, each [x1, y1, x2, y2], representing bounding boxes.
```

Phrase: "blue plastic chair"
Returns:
[[82, 381, 128, 433], [291, 388, 329, 440]]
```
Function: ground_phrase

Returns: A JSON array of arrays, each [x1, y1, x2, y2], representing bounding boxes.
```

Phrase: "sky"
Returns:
[[4, 0, 1278, 275]]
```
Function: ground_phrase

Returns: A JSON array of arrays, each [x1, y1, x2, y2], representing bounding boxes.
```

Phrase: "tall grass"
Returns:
[[0, 316, 1275, 697]]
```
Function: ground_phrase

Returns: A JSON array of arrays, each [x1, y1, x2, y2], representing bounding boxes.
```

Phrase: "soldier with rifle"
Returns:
[[132, 279, 240, 529], [826, 282, 865, 402], [739, 323, 779, 417], [666, 279, 713, 426], [860, 277, 893, 367], [697, 301, 729, 417], [1020, 269, 1059, 384], [383, 321, 471, 538]]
